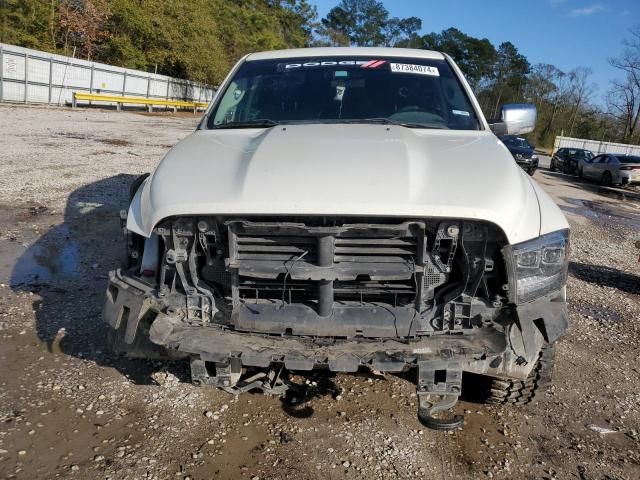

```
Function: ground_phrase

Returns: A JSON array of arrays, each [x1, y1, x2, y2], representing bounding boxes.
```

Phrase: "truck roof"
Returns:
[[245, 47, 445, 62]]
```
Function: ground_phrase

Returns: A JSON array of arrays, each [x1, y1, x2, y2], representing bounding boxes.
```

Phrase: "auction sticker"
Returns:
[[390, 63, 439, 76]]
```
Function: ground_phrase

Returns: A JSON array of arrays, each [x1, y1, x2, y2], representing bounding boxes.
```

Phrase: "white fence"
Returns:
[[0, 43, 215, 107], [553, 135, 640, 156]]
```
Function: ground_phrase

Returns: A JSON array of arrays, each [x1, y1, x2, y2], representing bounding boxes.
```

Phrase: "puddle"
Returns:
[[3, 225, 80, 288], [560, 197, 640, 230], [97, 138, 132, 147]]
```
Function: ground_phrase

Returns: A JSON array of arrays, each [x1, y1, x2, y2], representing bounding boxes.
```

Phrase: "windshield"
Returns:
[[508, 137, 532, 149], [574, 150, 594, 160], [207, 57, 481, 130]]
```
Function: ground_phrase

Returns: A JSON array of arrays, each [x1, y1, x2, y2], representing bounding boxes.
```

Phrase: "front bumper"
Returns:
[[104, 269, 568, 380], [618, 171, 640, 185], [515, 158, 538, 170]]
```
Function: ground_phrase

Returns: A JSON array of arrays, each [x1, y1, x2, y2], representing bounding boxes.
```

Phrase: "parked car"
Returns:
[[580, 153, 640, 186], [499, 135, 538, 175], [103, 47, 569, 431], [550, 148, 594, 175]]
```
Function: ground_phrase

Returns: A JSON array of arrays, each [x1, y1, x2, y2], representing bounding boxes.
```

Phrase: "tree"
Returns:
[[608, 25, 640, 143], [607, 75, 640, 143], [566, 67, 595, 136], [415, 28, 496, 89], [57, 0, 111, 59], [383, 16, 421, 47], [487, 41, 530, 118], [318, 0, 420, 47], [0, 0, 54, 50]]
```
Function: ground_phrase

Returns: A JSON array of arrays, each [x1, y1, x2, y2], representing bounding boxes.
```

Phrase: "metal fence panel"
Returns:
[[0, 42, 215, 106], [3, 52, 25, 80], [29, 57, 50, 83], [3, 81, 24, 101], [125, 75, 148, 95], [553, 136, 640, 156], [29, 84, 49, 103]]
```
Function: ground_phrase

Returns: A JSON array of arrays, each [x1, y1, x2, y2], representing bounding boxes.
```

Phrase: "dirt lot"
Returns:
[[0, 104, 639, 480]]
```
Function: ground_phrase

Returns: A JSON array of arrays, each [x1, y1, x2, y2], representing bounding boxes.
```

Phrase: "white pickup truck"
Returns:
[[104, 47, 569, 430]]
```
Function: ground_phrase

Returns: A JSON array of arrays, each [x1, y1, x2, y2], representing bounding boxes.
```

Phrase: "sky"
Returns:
[[311, 0, 640, 104]]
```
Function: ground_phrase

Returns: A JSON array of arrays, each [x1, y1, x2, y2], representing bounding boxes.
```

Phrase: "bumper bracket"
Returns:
[[416, 360, 464, 431]]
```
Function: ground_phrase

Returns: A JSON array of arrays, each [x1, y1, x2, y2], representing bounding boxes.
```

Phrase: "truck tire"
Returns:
[[480, 345, 555, 405]]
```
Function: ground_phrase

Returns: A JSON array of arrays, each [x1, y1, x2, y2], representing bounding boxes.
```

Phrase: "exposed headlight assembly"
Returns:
[[503, 229, 569, 304]]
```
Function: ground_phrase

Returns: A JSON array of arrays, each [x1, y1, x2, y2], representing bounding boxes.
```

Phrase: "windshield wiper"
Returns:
[[340, 118, 447, 129], [212, 119, 279, 129]]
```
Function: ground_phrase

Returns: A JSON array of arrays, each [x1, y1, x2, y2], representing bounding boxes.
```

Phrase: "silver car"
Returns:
[[580, 153, 640, 186]]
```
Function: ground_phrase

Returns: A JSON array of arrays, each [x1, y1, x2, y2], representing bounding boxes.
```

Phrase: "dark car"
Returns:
[[499, 135, 538, 175], [550, 148, 594, 175]]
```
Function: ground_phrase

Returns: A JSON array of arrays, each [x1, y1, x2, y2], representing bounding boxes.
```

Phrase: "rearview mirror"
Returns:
[[488, 104, 537, 136]]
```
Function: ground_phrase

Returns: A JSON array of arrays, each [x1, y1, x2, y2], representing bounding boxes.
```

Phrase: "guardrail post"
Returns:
[[47, 57, 53, 103], [165, 79, 170, 111], [72, 92, 77, 108], [117, 102, 122, 112], [147, 103, 153, 113], [24, 53, 29, 103], [0, 45, 4, 103]]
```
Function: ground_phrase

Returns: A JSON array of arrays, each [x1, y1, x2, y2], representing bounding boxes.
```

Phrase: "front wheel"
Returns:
[[602, 171, 612, 187], [577, 167, 584, 179], [527, 168, 536, 176], [549, 159, 556, 172], [471, 345, 555, 405]]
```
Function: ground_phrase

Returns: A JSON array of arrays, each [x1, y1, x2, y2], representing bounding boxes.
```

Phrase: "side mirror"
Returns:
[[489, 104, 537, 136]]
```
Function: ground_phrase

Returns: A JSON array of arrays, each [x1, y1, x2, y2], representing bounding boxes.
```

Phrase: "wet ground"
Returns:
[[0, 105, 639, 480]]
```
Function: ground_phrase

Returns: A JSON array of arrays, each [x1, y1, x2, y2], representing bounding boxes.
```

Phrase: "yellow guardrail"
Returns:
[[72, 92, 208, 112]]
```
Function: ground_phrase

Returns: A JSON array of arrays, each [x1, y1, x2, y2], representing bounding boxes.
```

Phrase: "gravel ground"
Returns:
[[0, 104, 639, 480]]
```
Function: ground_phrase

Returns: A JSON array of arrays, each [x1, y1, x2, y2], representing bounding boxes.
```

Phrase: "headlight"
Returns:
[[503, 229, 569, 304], [531, 154, 538, 160]]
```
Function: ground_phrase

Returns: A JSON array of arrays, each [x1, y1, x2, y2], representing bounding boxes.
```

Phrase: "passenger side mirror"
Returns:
[[488, 104, 537, 136]]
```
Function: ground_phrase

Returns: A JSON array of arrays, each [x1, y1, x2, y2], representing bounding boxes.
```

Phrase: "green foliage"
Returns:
[[412, 28, 497, 89], [318, 0, 420, 47], [0, 0, 317, 85], [0, 0, 54, 49]]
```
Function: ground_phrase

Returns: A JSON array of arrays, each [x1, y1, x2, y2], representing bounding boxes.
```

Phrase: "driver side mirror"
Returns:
[[488, 104, 537, 136]]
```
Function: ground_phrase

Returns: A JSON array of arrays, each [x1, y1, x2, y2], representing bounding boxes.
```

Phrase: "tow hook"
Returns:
[[416, 361, 464, 431]]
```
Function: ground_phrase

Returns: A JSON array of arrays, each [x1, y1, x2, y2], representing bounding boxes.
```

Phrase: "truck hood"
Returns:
[[128, 124, 565, 244]]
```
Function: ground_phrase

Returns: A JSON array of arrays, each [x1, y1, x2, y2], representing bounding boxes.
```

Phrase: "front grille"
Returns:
[[236, 235, 318, 262], [334, 237, 417, 263], [237, 277, 416, 306], [228, 220, 425, 313]]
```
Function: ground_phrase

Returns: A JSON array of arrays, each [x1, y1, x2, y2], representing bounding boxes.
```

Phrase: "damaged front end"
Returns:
[[104, 215, 568, 430]]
